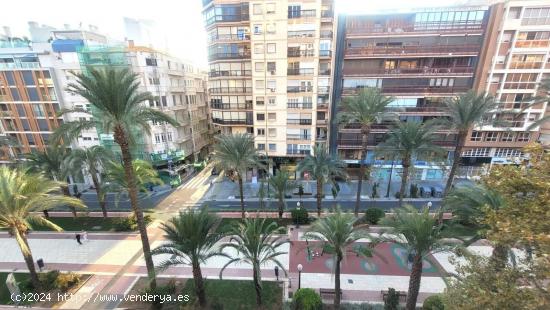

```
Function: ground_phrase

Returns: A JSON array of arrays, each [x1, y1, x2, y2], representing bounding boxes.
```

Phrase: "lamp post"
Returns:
[[297, 264, 303, 290]]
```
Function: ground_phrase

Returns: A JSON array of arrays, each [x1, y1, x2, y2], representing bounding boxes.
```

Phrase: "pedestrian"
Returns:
[[82, 231, 88, 243], [75, 233, 82, 245]]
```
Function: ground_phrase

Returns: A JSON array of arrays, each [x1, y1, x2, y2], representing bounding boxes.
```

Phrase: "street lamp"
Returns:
[[297, 264, 303, 290]]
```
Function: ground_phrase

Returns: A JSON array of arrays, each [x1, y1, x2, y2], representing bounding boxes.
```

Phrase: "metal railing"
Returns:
[[345, 22, 484, 35], [208, 52, 251, 61], [286, 134, 311, 140], [318, 86, 330, 93], [212, 118, 253, 125], [288, 9, 316, 19], [287, 119, 313, 125], [287, 68, 314, 75], [286, 149, 311, 155], [287, 86, 313, 93], [509, 62, 544, 70], [319, 69, 331, 75], [210, 103, 253, 110], [287, 49, 315, 57], [208, 34, 250, 43], [319, 50, 332, 57], [345, 44, 479, 57], [320, 31, 333, 38], [288, 30, 315, 38], [514, 40, 550, 48], [208, 70, 252, 77], [343, 86, 469, 94], [209, 87, 252, 94], [204, 14, 249, 26], [321, 10, 334, 18], [345, 66, 474, 76], [287, 102, 313, 109]]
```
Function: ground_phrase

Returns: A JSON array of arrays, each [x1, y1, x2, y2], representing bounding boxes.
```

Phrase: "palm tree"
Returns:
[[0, 167, 84, 290], [102, 160, 163, 206], [219, 218, 288, 306], [443, 91, 497, 194], [152, 209, 222, 308], [522, 78, 550, 130], [297, 144, 347, 216], [304, 206, 374, 308], [337, 88, 394, 216], [212, 133, 262, 219], [268, 170, 296, 218], [0, 135, 18, 160], [52, 68, 179, 289], [69, 146, 113, 217], [377, 120, 444, 206], [444, 184, 509, 268], [380, 205, 456, 310]]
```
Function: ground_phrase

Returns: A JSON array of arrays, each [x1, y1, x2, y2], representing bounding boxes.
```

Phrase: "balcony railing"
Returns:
[[345, 66, 474, 76], [343, 86, 469, 95], [204, 14, 249, 26], [0, 62, 40, 69], [208, 70, 252, 77], [287, 149, 311, 155], [320, 30, 333, 38], [288, 49, 315, 57], [514, 40, 550, 49], [208, 52, 251, 61], [208, 33, 250, 43], [287, 119, 313, 125], [287, 68, 314, 75], [317, 103, 329, 109], [386, 106, 447, 113], [287, 102, 313, 109], [209, 87, 252, 94], [212, 118, 253, 125], [345, 44, 479, 57], [319, 69, 331, 76], [210, 103, 253, 110], [286, 134, 311, 140], [503, 82, 537, 90], [321, 10, 334, 18], [316, 135, 327, 141], [345, 21, 484, 36], [288, 30, 315, 38], [287, 86, 313, 93], [318, 86, 330, 94], [509, 62, 544, 70], [319, 50, 332, 57], [288, 9, 316, 19]]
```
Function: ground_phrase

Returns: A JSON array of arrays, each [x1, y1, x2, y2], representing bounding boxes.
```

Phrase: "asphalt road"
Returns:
[[59, 190, 174, 211]]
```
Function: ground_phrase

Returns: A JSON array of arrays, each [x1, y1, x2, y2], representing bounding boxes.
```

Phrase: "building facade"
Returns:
[[467, 0, 550, 166], [202, 0, 335, 175]]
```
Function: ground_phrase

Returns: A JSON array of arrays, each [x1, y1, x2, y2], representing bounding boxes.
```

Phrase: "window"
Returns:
[[254, 24, 263, 34], [145, 58, 158, 66], [508, 7, 521, 19], [266, 3, 276, 14], [528, 113, 539, 122], [462, 148, 490, 157], [470, 131, 482, 141], [266, 23, 276, 34], [257, 143, 265, 150], [268, 113, 276, 121], [255, 62, 264, 72], [495, 148, 524, 158], [269, 143, 276, 151], [517, 132, 530, 142], [256, 96, 265, 105], [161, 96, 167, 107], [257, 128, 265, 136], [500, 132, 514, 142], [253, 4, 262, 14], [167, 132, 173, 142], [82, 137, 92, 141], [267, 43, 276, 53], [256, 80, 265, 90], [254, 43, 264, 54], [267, 62, 276, 74], [268, 97, 276, 105], [484, 132, 498, 142], [155, 134, 161, 144], [267, 80, 276, 92], [257, 113, 265, 121], [268, 128, 276, 137]]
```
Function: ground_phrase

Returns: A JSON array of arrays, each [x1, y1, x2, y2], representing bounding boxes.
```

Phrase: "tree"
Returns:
[[0, 135, 18, 160], [219, 218, 288, 306], [380, 206, 457, 310], [53, 68, 179, 289], [152, 209, 222, 308], [523, 78, 550, 130], [0, 167, 84, 290], [337, 88, 394, 216], [377, 120, 444, 206], [269, 170, 296, 218], [297, 144, 347, 216], [69, 146, 113, 217], [443, 91, 497, 195], [304, 206, 374, 308], [211, 133, 261, 219]]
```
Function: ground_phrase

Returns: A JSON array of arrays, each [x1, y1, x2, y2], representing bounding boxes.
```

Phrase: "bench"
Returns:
[[319, 288, 342, 300], [381, 290, 407, 303]]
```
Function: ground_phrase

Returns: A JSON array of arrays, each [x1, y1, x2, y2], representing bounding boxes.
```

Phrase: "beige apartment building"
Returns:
[[468, 0, 550, 166], [203, 0, 334, 174]]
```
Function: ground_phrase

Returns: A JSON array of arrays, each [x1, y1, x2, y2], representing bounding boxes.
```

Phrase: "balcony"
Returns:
[[503, 83, 537, 90], [318, 86, 331, 94], [317, 119, 327, 125], [204, 14, 249, 26], [288, 49, 315, 57], [287, 86, 313, 93], [208, 70, 252, 78], [288, 30, 315, 38], [209, 87, 252, 94], [514, 40, 550, 49], [286, 134, 311, 140], [320, 30, 333, 38], [208, 33, 250, 43], [288, 119, 313, 125], [0, 62, 40, 69], [319, 50, 332, 57], [288, 9, 316, 19], [319, 69, 331, 76], [208, 52, 251, 61], [337, 138, 363, 149], [287, 149, 311, 156], [386, 106, 448, 114], [345, 44, 480, 58], [321, 10, 334, 18], [287, 102, 313, 109], [212, 118, 253, 126], [210, 103, 253, 110], [316, 135, 327, 141], [344, 66, 474, 77], [345, 21, 484, 37], [287, 68, 314, 75], [509, 62, 544, 70], [317, 102, 329, 109], [343, 86, 470, 95]]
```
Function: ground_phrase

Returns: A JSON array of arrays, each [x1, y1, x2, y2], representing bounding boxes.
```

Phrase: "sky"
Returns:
[[0, 0, 485, 69]]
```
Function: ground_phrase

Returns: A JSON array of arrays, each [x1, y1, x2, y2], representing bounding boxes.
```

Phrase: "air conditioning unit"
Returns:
[[270, 70, 276, 75]]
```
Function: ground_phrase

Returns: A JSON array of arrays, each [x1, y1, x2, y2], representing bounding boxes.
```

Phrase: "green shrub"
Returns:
[[291, 208, 309, 225], [364, 208, 385, 225], [54, 272, 80, 291], [384, 288, 399, 310], [114, 214, 152, 231], [423, 295, 444, 310], [37, 270, 60, 291], [292, 288, 322, 310], [141, 279, 176, 309]]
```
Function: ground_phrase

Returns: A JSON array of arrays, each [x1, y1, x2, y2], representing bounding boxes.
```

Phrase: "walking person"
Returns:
[[82, 231, 88, 243], [75, 233, 82, 245]]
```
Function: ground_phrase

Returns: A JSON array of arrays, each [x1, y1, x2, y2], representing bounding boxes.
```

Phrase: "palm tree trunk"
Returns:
[[114, 126, 156, 290], [237, 174, 245, 219], [13, 228, 41, 290], [278, 198, 284, 219], [399, 157, 411, 207], [192, 261, 206, 307], [444, 131, 466, 196], [91, 172, 107, 218], [355, 126, 370, 217], [316, 180, 323, 217], [253, 265, 262, 306], [334, 255, 342, 309], [61, 185, 77, 217], [405, 254, 423, 310]]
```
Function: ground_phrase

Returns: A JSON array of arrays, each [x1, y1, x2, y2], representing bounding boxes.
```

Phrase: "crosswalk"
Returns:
[[179, 172, 213, 189]]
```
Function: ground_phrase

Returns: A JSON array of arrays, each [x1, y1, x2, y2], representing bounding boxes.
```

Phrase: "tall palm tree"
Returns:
[[522, 78, 550, 130], [377, 120, 444, 206], [0, 167, 84, 290], [337, 88, 394, 216], [69, 146, 113, 217], [52, 68, 179, 289], [304, 206, 374, 308], [212, 133, 262, 219], [152, 209, 222, 308], [380, 205, 456, 310], [444, 184, 509, 268], [297, 144, 347, 216], [102, 160, 163, 206], [443, 91, 497, 194], [268, 170, 296, 218], [219, 218, 288, 306]]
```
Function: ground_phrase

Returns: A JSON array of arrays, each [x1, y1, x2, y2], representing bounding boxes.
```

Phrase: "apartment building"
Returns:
[[202, 0, 334, 174], [467, 0, 550, 166], [332, 7, 489, 181]]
